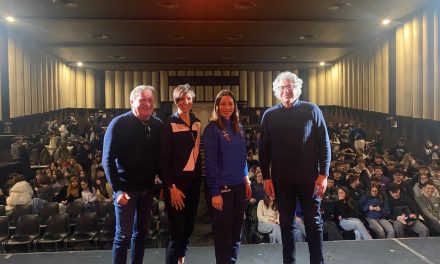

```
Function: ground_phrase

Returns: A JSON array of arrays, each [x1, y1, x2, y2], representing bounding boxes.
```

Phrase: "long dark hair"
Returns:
[[263, 195, 277, 211], [209, 90, 241, 134], [338, 186, 356, 210]]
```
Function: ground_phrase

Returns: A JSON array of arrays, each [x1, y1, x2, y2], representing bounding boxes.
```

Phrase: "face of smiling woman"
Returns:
[[218, 95, 235, 120]]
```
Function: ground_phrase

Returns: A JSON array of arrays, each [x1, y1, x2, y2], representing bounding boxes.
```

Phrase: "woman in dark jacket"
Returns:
[[359, 183, 395, 238], [334, 186, 372, 240], [160, 84, 202, 264]]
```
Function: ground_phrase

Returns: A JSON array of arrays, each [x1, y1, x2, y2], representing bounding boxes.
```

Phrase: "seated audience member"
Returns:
[[413, 173, 439, 199], [249, 171, 266, 206], [61, 176, 82, 205], [368, 155, 389, 177], [346, 174, 363, 201], [52, 170, 67, 197], [391, 169, 414, 199], [334, 186, 372, 240], [387, 182, 429, 238], [432, 167, 440, 189], [257, 195, 282, 243], [30, 170, 44, 193], [36, 175, 55, 202], [95, 169, 113, 202], [323, 176, 338, 202], [6, 174, 33, 212], [320, 200, 343, 241], [370, 166, 391, 194], [332, 169, 346, 188], [390, 138, 409, 162], [415, 181, 440, 235], [246, 150, 259, 170], [80, 180, 97, 210], [423, 140, 439, 164], [359, 184, 394, 238]]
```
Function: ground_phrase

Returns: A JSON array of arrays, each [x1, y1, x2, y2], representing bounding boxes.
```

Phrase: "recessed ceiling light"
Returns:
[[227, 34, 243, 40], [281, 56, 288, 60], [52, 0, 78, 8], [166, 34, 185, 40], [221, 56, 234, 60], [76, 62, 83, 67], [382, 19, 391, 25], [110, 55, 126, 59], [156, 0, 179, 9], [320, 62, 325, 66], [299, 34, 317, 40], [5, 16, 15, 23], [233, 1, 256, 10], [89, 34, 108, 40]]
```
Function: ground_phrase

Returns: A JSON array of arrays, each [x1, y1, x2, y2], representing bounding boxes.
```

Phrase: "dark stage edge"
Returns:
[[1, 237, 439, 264]]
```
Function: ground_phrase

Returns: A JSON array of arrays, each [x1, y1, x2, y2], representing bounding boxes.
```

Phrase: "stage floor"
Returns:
[[1, 237, 439, 264]]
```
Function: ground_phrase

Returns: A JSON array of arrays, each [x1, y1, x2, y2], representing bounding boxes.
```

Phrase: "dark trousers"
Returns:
[[164, 178, 201, 264], [209, 183, 246, 264], [112, 190, 154, 264], [274, 180, 324, 264]]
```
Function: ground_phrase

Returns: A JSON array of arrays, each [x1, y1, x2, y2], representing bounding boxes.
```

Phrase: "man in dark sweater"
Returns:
[[260, 71, 331, 264], [103, 85, 162, 264], [387, 182, 429, 238]]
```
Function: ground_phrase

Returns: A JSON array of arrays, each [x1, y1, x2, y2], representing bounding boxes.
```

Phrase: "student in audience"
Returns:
[[359, 183, 394, 238], [80, 180, 97, 210], [387, 182, 429, 238], [160, 84, 202, 264], [413, 173, 439, 199], [36, 175, 55, 202], [5, 174, 33, 212], [390, 138, 409, 162], [416, 181, 440, 235], [423, 140, 439, 164], [257, 194, 282, 243], [370, 166, 391, 194], [346, 174, 363, 201], [334, 186, 372, 240], [432, 166, 440, 189], [249, 171, 266, 206], [61, 176, 82, 205], [95, 167, 113, 202]]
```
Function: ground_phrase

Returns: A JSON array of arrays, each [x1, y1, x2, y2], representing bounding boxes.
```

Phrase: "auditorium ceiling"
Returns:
[[0, 0, 436, 71]]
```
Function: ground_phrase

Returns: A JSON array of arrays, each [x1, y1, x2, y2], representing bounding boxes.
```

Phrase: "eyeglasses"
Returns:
[[279, 84, 295, 91]]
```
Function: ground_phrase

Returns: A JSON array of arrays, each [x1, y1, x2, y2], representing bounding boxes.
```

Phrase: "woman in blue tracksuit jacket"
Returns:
[[204, 89, 251, 264]]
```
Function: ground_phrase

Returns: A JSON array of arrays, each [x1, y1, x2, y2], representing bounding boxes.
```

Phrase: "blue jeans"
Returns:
[[112, 190, 154, 264], [339, 218, 372, 240], [258, 221, 282, 243]]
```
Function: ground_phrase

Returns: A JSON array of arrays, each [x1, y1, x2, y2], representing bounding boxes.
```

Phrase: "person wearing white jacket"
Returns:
[[257, 195, 282, 243], [6, 174, 33, 212]]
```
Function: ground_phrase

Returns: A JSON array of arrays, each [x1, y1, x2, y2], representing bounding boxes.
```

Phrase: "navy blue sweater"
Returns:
[[203, 119, 248, 196], [259, 101, 331, 183], [160, 112, 202, 189], [102, 111, 162, 193]]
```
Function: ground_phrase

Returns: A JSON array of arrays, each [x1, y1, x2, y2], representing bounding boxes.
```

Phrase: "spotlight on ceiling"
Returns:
[[76, 62, 83, 67], [5, 16, 15, 23], [320, 62, 325, 66], [382, 19, 391, 25]]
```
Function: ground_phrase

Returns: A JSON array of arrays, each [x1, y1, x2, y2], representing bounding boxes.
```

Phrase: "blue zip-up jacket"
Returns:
[[203, 119, 248, 197], [359, 195, 391, 219], [259, 100, 331, 183]]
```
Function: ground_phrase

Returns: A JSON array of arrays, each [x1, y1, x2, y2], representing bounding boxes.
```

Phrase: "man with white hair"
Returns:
[[259, 71, 331, 264], [103, 85, 162, 264]]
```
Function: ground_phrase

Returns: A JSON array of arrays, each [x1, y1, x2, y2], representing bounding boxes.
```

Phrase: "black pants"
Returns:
[[209, 183, 246, 264], [274, 180, 324, 264], [164, 178, 201, 264]]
